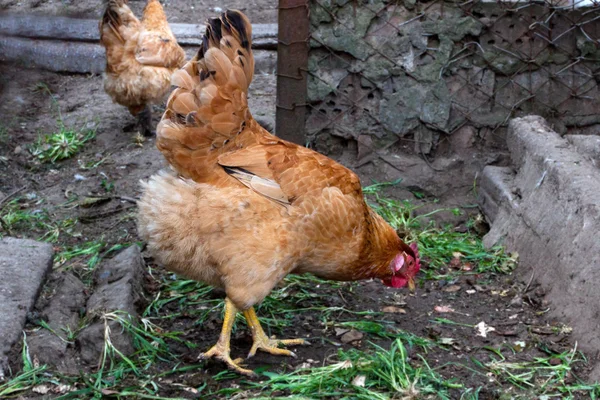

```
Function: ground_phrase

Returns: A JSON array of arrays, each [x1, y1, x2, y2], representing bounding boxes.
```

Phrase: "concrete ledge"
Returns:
[[0, 238, 54, 380], [566, 134, 600, 168], [0, 14, 278, 47], [477, 166, 516, 223], [479, 116, 600, 367], [0, 14, 277, 74]]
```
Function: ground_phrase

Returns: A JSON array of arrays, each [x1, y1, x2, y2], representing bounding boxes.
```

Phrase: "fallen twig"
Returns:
[[0, 186, 26, 209]]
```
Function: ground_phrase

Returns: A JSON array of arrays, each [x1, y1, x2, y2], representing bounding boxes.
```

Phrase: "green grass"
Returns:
[[363, 181, 517, 279], [247, 339, 461, 399], [0, 197, 76, 242], [2, 183, 598, 399], [472, 345, 600, 399], [0, 124, 9, 143], [53, 241, 131, 284], [30, 125, 96, 164], [28, 83, 97, 163]]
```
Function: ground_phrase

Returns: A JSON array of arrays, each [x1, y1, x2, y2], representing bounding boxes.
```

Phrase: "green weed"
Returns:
[[30, 126, 96, 163], [253, 339, 461, 399], [0, 196, 79, 242], [363, 182, 517, 278], [473, 344, 600, 399], [28, 83, 97, 163]]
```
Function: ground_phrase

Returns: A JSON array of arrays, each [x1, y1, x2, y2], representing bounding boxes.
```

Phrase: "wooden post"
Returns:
[[276, 0, 309, 144]]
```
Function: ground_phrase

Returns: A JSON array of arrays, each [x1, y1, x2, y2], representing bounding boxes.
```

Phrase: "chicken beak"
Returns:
[[407, 277, 416, 293]]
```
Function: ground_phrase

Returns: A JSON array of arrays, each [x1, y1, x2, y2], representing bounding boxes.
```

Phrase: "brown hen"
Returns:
[[100, 0, 186, 136], [137, 10, 420, 376]]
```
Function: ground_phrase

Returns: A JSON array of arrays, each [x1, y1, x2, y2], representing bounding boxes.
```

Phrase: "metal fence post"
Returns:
[[276, 0, 309, 144]]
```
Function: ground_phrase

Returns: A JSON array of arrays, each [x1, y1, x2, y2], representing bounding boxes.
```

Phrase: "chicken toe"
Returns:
[[243, 307, 309, 359], [200, 344, 255, 376], [199, 298, 256, 376]]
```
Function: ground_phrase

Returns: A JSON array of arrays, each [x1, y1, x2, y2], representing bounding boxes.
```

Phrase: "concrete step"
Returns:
[[0, 14, 277, 74], [566, 134, 600, 168], [478, 116, 600, 378], [0, 237, 54, 380], [478, 166, 516, 223]]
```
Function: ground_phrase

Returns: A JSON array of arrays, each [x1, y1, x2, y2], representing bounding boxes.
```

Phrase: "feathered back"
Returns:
[[156, 10, 257, 184]]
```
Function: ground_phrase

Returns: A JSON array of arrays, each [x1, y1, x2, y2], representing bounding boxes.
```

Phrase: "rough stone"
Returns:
[[27, 273, 86, 374], [480, 116, 600, 369], [77, 245, 145, 366], [477, 166, 517, 223], [481, 51, 525, 77], [450, 125, 477, 157], [420, 81, 450, 131], [0, 237, 53, 380], [307, 68, 349, 102], [422, 15, 483, 42], [380, 77, 425, 136], [411, 36, 453, 83], [566, 134, 600, 168]]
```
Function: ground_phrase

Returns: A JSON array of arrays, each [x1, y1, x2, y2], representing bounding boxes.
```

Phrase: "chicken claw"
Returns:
[[243, 307, 309, 358], [200, 344, 254, 376], [198, 298, 256, 376]]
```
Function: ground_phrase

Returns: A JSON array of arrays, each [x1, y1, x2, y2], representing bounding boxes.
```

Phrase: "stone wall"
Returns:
[[305, 0, 600, 159]]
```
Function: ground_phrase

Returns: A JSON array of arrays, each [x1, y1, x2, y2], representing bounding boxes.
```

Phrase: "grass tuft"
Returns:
[[28, 83, 97, 163], [363, 182, 517, 278], [254, 339, 460, 399], [30, 126, 96, 164]]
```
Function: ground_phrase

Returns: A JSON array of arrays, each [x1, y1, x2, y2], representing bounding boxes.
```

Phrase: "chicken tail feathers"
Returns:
[[100, 0, 129, 43], [100, 0, 139, 47], [157, 10, 257, 183]]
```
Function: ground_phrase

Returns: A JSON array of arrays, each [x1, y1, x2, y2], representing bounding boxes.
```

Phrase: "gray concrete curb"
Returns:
[[479, 116, 600, 379], [0, 238, 54, 380]]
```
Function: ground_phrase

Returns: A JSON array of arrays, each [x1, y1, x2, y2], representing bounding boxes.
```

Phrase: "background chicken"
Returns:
[[99, 0, 185, 136], [137, 10, 420, 376]]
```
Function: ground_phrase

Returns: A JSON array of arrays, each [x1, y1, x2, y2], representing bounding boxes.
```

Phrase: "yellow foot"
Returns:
[[199, 344, 255, 376], [248, 335, 309, 358]]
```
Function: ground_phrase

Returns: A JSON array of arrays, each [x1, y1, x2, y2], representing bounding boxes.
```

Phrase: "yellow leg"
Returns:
[[199, 298, 254, 376], [243, 306, 309, 358]]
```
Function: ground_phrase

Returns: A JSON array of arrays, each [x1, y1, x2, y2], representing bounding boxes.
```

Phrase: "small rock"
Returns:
[[381, 306, 407, 314], [28, 273, 86, 374], [450, 125, 477, 157], [334, 328, 350, 336], [13, 145, 22, 155], [434, 305, 454, 313], [77, 246, 146, 365], [442, 285, 461, 293], [340, 329, 363, 344], [509, 296, 522, 307], [475, 321, 495, 338], [352, 374, 366, 387]]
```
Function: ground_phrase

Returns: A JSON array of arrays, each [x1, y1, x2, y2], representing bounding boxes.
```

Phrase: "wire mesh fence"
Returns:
[[278, 0, 600, 161]]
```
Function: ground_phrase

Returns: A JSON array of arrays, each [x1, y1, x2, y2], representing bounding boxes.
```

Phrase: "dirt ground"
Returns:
[[0, 1, 598, 398], [0, 63, 596, 398]]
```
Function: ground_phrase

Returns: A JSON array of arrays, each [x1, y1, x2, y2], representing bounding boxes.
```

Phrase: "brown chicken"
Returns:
[[137, 10, 420, 375], [99, 0, 186, 136]]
